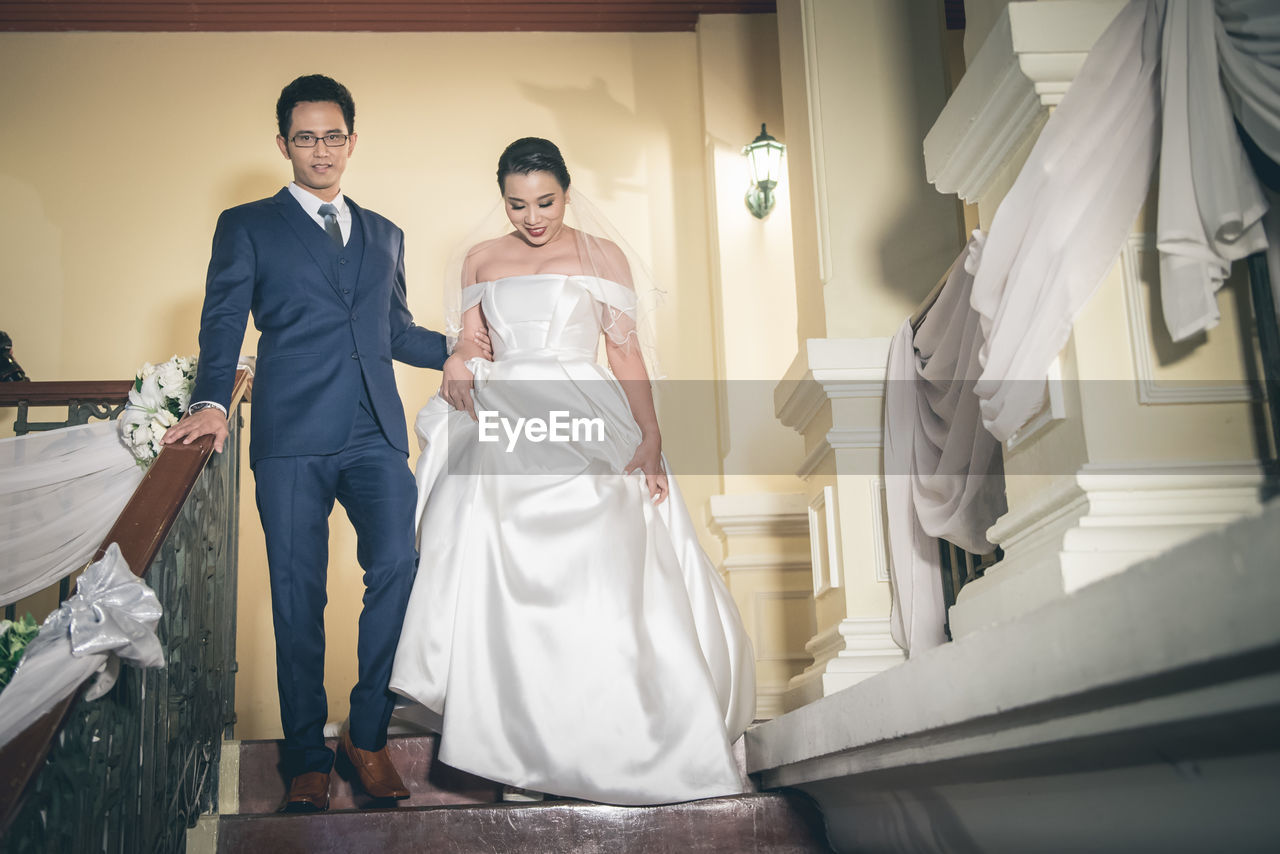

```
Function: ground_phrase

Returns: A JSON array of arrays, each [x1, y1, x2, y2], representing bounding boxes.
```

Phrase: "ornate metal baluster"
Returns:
[[12, 399, 128, 435], [1, 415, 240, 854], [938, 539, 1001, 641]]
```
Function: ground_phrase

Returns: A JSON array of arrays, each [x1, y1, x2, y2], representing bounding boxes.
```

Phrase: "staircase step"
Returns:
[[233, 734, 500, 814], [215, 793, 832, 853]]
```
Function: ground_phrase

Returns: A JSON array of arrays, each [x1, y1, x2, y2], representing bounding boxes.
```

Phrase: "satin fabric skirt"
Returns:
[[389, 353, 756, 805]]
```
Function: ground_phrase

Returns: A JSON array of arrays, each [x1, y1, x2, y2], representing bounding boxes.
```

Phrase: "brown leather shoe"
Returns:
[[339, 726, 410, 799], [279, 771, 330, 813]]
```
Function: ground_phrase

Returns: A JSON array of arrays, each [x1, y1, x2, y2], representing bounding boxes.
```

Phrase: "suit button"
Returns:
[[339, 259, 347, 265], [351, 313, 359, 321], [351, 352, 358, 360], [343, 288, 350, 294]]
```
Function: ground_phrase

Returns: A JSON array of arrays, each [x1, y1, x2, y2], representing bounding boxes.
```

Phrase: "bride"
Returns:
[[389, 137, 755, 805]]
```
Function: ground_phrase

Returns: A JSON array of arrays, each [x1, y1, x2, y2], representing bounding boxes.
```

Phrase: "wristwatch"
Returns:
[[188, 402, 222, 415]]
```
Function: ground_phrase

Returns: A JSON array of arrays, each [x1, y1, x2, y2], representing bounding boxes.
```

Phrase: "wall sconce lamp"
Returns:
[[743, 123, 785, 219]]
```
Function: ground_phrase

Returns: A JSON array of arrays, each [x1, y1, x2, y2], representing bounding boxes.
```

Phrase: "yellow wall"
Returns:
[[696, 13, 805, 494], [695, 15, 813, 716], [775, 0, 961, 345], [1, 28, 735, 739], [774, 3, 826, 344]]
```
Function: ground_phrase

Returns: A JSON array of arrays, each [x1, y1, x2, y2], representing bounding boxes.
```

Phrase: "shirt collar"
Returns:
[[288, 182, 347, 216]]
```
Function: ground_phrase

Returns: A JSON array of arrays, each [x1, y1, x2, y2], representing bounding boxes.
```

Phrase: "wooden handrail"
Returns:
[[0, 368, 251, 836], [91, 368, 251, 573], [0, 380, 134, 406]]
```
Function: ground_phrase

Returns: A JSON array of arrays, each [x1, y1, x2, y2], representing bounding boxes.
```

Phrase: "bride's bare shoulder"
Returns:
[[466, 235, 510, 262], [465, 234, 519, 284], [577, 232, 633, 286]]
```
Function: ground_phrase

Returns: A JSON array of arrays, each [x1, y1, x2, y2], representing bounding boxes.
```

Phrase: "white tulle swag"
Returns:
[[0, 421, 143, 607]]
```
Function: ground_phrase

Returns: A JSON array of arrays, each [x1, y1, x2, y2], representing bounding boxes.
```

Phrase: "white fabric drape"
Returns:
[[971, 0, 1279, 442], [884, 0, 1279, 647], [1218, 0, 1280, 168], [1158, 0, 1269, 340], [0, 421, 142, 606], [970, 0, 1163, 442], [0, 544, 164, 750], [885, 238, 1007, 656]]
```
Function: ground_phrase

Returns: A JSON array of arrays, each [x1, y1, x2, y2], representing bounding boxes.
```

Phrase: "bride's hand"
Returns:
[[624, 435, 668, 505], [441, 353, 478, 420]]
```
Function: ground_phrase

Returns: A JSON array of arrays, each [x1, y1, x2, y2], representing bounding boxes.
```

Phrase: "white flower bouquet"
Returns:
[[118, 355, 198, 465]]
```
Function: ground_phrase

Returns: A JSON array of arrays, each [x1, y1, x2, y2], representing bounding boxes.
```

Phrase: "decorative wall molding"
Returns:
[[803, 622, 845, 667], [951, 459, 1265, 638], [776, 376, 885, 439], [984, 469, 1088, 550], [868, 477, 890, 584], [1003, 356, 1066, 450], [795, 427, 883, 480], [708, 490, 815, 723], [776, 338, 892, 479], [775, 338, 891, 436], [828, 616, 906, 670], [798, 0, 833, 285], [1119, 233, 1256, 405], [721, 555, 812, 574], [826, 427, 882, 450], [752, 590, 818, 663], [0, 0, 779, 32], [753, 684, 790, 721], [786, 617, 906, 702], [782, 624, 843, 712], [807, 486, 841, 596], [708, 492, 810, 538], [923, 0, 1127, 203], [794, 441, 831, 481]]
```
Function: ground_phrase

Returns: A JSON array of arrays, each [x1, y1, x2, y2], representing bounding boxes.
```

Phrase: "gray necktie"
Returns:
[[318, 203, 343, 247]]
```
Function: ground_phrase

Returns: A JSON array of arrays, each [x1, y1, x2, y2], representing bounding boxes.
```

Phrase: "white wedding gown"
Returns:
[[389, 274, 756, 805]]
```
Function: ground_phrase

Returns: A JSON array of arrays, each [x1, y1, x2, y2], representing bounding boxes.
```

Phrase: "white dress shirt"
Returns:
[[288, 182, 351, 246]]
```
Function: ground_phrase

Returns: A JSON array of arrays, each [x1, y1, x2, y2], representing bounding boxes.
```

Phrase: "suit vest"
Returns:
[[323, 206, 365, 308]]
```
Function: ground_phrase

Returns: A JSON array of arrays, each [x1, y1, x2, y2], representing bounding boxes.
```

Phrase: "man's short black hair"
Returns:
[[276, 74, 356, 138]]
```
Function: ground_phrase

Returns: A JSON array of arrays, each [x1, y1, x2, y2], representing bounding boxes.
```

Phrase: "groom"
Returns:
[[164, 74, 481, 811]]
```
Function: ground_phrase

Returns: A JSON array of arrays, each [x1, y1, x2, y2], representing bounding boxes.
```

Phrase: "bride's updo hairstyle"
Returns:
[[497, 137, 571, 191]]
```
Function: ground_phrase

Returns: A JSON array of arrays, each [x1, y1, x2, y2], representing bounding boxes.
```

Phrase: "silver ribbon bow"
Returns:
[[24, 542, 164, 699]]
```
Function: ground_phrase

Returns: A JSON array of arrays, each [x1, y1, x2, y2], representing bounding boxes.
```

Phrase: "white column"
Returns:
[[773, 339, 905, 709], [767, 0, 959, 708]]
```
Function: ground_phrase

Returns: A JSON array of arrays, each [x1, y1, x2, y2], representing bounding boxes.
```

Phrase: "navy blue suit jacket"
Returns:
[[190, 187, 446, 465]]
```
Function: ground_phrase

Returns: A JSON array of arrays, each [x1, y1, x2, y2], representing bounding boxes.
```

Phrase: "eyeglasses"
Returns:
[[290, 132, 349, 148]]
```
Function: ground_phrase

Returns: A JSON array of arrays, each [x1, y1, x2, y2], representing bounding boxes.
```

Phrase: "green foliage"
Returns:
[[0, 613, 40, 689]]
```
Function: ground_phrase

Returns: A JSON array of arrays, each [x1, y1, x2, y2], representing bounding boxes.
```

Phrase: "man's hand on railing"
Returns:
[[161, 409, 230, 453]]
